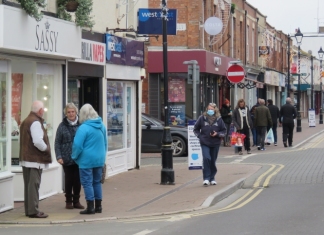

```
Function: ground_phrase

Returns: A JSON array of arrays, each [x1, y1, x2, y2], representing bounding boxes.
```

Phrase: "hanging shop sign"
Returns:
[[105, 34, 144, 67], [137, 8, 177, 35]]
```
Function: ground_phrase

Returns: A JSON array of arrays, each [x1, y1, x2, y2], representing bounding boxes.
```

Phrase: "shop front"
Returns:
[[147, 49, 233, 122], [0, 5, 81, 212], [105, 34, 144, 176]]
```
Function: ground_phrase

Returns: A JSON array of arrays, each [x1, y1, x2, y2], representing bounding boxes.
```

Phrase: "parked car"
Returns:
[[141, 113, 188, 157]]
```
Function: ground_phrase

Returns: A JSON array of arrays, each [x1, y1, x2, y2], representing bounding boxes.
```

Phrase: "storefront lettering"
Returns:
[[81, 42, 105, 63], [35, 22, 58, 52]]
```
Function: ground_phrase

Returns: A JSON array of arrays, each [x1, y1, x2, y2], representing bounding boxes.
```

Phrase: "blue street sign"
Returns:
[[137, 8, 177, 35]]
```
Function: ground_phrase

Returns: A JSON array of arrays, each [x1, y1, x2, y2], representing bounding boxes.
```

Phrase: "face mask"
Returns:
[[207, 110, 214, 116]]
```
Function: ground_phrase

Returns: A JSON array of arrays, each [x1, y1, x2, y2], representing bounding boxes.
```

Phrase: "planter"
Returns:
[[65, 1, 79, 12]]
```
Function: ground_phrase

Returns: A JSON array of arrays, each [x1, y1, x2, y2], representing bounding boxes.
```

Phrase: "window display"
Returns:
[[107, 82, 124, 151]]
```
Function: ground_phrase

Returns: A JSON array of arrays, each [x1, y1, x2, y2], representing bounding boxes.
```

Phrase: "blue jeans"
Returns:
[[79, 167, 103, 201], [252, 128, 257, 145], [201, 145, 220, 181]]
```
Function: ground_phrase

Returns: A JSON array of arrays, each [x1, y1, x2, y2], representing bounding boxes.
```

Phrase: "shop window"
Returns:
[[107, 81, 124, 151], [10, 60, 57, 166]]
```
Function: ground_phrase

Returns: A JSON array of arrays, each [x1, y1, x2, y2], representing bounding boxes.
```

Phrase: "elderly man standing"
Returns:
[[19, 100, 52, 218], [254, 99, 272, 151], [279, 97, 297, 147]]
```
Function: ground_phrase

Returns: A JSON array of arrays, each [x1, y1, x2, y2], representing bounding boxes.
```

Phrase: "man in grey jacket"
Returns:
[[254, 99, 272, 151]]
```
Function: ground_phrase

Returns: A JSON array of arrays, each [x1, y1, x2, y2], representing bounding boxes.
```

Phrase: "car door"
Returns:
[[141, 115, 163, 152]]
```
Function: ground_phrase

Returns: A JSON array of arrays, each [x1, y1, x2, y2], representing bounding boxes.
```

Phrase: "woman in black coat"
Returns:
[[54, 103, 84, 210]]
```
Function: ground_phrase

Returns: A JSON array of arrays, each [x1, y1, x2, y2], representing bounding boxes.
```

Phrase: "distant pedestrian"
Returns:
[[254, 99, 272, 151], [193, 103, 227, 186], [232, 99, 253, 155], [72, 104, 107, 214], [250, 105, 258, 147], [266, 99, 280, 146], [54, 103, 84, 210], [279, 97, 297, 147], [220, 99, 232, 147], [19, 100, 51, 218]]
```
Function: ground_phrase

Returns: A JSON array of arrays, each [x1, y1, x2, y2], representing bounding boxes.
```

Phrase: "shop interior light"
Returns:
[[43, 85, 48, 89], [43, 97, 47, 100], [44, 108, 48, 112]]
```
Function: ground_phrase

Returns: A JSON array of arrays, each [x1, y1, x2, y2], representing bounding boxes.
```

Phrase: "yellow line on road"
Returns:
[[263, 164, 284, 187], [253, 164, 276, 188]]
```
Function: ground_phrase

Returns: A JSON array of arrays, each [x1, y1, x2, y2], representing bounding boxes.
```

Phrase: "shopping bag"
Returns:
[[231, 132, 246, 146], [266, 128, 274, 143]]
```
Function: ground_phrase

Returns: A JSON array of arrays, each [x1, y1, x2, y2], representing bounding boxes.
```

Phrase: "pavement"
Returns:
[[1, 116, 323, 224]]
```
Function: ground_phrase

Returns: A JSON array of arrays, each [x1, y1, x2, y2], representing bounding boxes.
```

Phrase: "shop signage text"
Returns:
[[35, 21, 58, 52], [75, 39, 106, 65]]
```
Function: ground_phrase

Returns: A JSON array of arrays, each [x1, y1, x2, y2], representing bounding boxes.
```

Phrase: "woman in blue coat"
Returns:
[[72, 104, 107, 214]]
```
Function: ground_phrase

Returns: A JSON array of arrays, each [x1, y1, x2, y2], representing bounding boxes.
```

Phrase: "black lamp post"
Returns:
[[294, 28, 303, 132], [160, 0, 174, 185], [287, 34, 291, 97], [319, 46, 324, 124]]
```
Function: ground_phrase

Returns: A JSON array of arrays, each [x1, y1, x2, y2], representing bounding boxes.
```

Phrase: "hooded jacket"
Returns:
[[72, 117, 107, 169], [193, 113, 227, 147]]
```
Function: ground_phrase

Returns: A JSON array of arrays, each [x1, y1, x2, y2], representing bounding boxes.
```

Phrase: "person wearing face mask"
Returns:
[[193, 103, 227, 186], [232, 99, 253, 155]]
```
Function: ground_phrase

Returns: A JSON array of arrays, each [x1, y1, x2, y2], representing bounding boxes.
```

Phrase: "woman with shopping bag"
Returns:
[[232, 99, 253, 155]]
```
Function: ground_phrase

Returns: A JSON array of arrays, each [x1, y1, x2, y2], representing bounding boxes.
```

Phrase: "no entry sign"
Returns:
[[227, 64, 245, 83]]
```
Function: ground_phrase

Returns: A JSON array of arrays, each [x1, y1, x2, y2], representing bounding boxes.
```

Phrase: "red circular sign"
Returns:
[[226, 64, 245, 83]]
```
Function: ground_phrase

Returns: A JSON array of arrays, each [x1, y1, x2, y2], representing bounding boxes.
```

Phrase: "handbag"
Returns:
[[101, 164, 107, 184]]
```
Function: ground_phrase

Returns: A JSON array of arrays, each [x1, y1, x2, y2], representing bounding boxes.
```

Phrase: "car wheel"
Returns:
[[172, 136, 186, 157]]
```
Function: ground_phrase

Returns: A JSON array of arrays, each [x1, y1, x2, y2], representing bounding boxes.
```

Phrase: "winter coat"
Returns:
[[280, 102, 297, 124], [254, 105, 273, 127], [193, 114, 227, 147], [220, 104, 232, 124], [267, 104, 280, 124], [54, 117, 80, 166], [72, 117, 107, 169], [232, 106, 253, 130]]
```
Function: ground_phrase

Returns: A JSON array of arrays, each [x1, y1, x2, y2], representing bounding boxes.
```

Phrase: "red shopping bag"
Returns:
[[231, 132, 246, 146]]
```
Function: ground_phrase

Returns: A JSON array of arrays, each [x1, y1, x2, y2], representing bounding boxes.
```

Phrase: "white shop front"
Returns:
[[0, 5, 81, 212]]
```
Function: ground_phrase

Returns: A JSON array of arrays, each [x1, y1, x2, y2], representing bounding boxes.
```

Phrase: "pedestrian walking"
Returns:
[[254, 99, 272, 151], [72, 104, 107, 214], [220, 99, 232, 147], [266, 99, 280, 146], [54, 103, 84, 210], [193, 103, 227, 186], [279, 97, 297, 147], [232, 99, 253, 155], [250, 105, 258, 147], [19, 100, 51, 218]]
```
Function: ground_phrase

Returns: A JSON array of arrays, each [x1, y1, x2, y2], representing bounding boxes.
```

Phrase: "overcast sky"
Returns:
[[246, 0, 324, 58]]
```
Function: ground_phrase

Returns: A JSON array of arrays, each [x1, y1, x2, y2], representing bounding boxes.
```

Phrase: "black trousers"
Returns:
[[257, 126, 267, 149], [238, 125, 251, 151], [63, 164, 82, 201], [282, 123, 294, 145]]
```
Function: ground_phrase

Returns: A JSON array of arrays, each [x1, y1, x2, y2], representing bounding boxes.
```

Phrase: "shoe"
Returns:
[[238, 151, 243, 155], [274, 142, 277, 146], [203, 180, 210, 186], [66, 202, 73, 209], [247, 150, 251, 154], [284, 142, 288, 147], [211, 180, 217, 185], [73, 202, 85, 209], [29, 212, 48, 218], [257, 146, 261, 150], [266, 142, 271, 145], [261, 148, 265, 151], [289, 145, 293, 147]]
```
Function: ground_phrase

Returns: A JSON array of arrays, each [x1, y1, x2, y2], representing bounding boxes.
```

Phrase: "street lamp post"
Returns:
[[294, 28, 303, 132], [319, 47, 324, 124], [311, 55, 314, 109], [287, 34, 291, 98], [160, 0, 174, 185]]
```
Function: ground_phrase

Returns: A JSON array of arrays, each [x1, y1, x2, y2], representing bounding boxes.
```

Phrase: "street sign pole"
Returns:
[[227, 63, 245, 105]]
